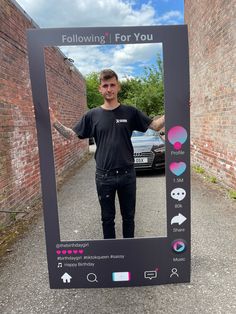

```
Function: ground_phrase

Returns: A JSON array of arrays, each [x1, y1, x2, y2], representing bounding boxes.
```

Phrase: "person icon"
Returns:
[[170, 268, 179, 278]]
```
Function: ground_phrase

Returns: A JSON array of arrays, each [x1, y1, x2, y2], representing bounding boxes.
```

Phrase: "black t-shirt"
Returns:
[[73, 104, 152, 170]]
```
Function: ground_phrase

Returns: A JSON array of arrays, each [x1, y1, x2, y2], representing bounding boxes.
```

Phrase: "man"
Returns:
[[50, 69, 165, 239]]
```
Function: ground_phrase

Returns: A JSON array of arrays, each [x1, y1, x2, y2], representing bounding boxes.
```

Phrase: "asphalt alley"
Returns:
[[0, 154, 236, 314]]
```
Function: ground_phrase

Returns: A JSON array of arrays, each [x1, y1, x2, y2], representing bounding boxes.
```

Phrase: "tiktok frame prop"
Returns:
[[27, 25, 190, 289]]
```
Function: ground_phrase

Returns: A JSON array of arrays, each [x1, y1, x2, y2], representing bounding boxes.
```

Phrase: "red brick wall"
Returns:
[[0, 0, 88, 225], [185, 0, 236, 189]]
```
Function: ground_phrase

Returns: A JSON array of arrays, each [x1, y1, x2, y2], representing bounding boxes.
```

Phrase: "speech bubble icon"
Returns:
[[144, 270, 158, 280], [171, 188, 186, 201]]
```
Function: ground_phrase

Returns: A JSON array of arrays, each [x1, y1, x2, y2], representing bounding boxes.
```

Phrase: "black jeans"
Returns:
[[95, 166, 136, 239]]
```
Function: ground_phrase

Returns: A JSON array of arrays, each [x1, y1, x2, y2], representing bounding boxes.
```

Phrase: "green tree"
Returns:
[[85, 54, 164, 117], [137, 54, 164, 117], [119, 54, 164, 117], [119, 77, 142, 106], [85, 72, 103, 109]]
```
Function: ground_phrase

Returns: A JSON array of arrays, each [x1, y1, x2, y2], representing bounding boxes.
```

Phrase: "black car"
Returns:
[[131, 129, 165, 170]]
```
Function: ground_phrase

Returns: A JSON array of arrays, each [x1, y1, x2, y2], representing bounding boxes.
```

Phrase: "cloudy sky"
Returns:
[[16, 0, 184, 79]]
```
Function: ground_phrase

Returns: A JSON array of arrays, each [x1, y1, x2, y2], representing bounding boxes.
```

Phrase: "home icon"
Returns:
[[61, 272, 72, 283]]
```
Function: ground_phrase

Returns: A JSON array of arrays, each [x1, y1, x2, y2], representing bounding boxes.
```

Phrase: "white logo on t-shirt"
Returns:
[[116, 119, 127, 123]]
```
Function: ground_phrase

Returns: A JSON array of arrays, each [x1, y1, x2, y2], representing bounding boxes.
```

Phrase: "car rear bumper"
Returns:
[[133, 151, 165, 170]]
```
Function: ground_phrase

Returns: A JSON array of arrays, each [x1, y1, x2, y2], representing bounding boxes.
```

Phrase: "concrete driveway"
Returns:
[[0, 153, 236, 314]]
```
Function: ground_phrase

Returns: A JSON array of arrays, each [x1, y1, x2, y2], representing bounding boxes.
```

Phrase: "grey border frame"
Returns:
[[27, 25, 190, 289]]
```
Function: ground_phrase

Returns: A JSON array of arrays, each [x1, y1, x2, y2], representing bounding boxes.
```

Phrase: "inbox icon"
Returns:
[[144, 269, 158, 280]]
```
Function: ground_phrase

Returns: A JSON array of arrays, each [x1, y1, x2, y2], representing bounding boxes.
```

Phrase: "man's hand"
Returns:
[[149, 115, 165, 131], [49, 107, 57, 125]]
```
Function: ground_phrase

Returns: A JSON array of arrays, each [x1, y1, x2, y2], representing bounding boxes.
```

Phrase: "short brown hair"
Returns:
[[99, 69, 118, 82]]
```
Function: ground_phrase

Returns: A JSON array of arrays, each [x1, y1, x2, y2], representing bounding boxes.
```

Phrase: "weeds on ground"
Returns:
[[192, 165, 236, 201], [228, 190, 236, 200], [192, 165, 205, 174], [10, 212, 17, 222], [208, 176, 217, 183]]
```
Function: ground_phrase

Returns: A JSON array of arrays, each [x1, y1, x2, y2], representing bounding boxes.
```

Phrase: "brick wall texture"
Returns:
[[185, 0, 236, 189], [0, 0, 88, 225]]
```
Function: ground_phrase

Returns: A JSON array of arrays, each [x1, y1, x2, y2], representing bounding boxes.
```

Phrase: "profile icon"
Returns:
[[168, 126, 187, 150]]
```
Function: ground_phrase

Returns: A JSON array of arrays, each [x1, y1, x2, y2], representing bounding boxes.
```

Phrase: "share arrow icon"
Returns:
[[171, 213, 187, 225]]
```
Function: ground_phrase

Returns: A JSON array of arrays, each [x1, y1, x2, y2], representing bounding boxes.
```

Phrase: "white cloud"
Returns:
[[60, 43, 162, 78], [156, 10, 183, 24], [112, 43, 162, 66], [16, 0, 156, 27], [16, 0, 183, 27], [16, 0, 182, 78]]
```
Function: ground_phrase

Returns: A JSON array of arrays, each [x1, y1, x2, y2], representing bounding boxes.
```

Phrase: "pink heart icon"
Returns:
[[62, 250, 67, 255], [56, 250, 61, 255], [78, 249, 84, 254], [73, 250, 78, 254], [169, 162, 186, 176], [68, 250, 72, 254]]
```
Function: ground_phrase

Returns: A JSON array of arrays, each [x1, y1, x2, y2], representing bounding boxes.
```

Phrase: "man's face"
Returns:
[[99, 77, 120, 101]]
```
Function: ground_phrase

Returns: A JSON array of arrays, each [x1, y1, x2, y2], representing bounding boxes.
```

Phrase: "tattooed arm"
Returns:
[[53, 120, 77, 140], [49, 107, 77, 140]]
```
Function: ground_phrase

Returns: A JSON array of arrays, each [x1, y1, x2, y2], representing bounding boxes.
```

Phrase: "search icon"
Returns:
[[86, 273, 98, 283]]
